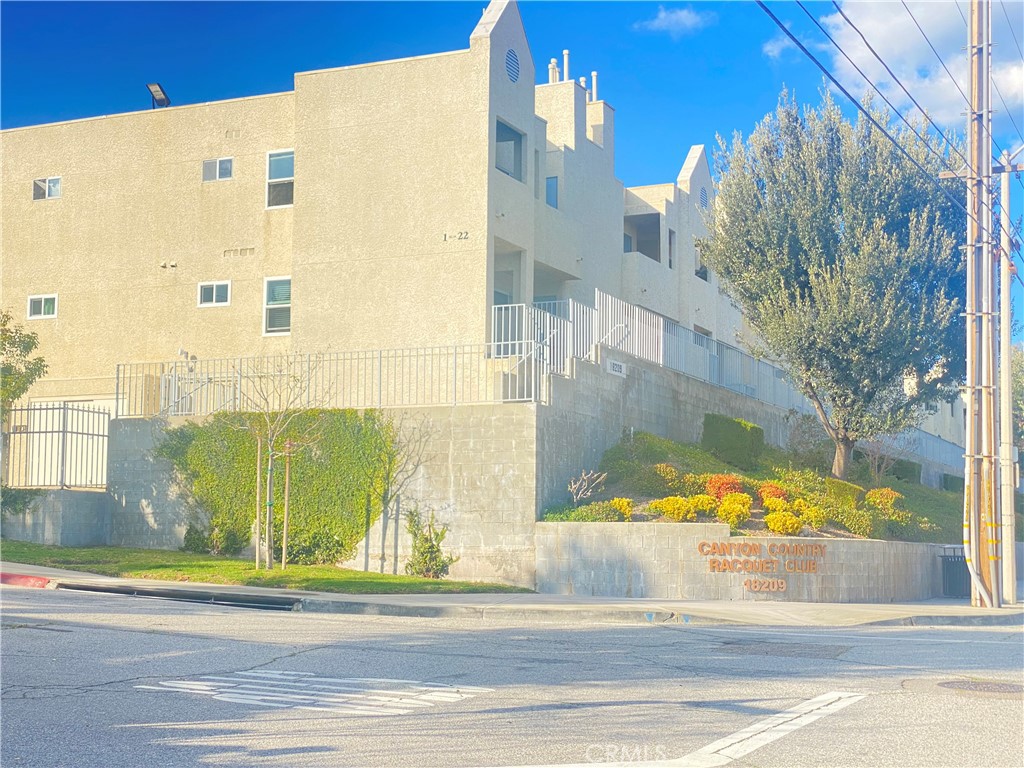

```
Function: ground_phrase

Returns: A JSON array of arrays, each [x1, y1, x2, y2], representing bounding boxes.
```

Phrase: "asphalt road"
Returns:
[[1, 586, 1022, 768]]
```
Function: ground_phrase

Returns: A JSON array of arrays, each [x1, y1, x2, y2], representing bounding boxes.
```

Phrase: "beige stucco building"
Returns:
[[1, 1, 754, 409]]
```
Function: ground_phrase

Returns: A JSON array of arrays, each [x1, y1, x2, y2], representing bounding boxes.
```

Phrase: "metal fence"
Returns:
[[2, 403, 109, 489], [115, 342, 553, 418]]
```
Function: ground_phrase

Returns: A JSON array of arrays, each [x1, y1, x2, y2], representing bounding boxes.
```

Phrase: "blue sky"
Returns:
[[3, 1, 1023, 323]]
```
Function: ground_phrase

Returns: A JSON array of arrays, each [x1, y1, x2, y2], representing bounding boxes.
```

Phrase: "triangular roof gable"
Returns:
[[470, 1, 533, 66], [677, 144, 711, 193]]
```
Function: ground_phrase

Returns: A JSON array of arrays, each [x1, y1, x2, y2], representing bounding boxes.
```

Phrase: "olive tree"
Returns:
[[699, 89, 964, 478]]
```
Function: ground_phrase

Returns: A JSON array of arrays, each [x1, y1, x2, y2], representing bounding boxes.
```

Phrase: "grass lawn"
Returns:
[[0, 541, 531, 594]]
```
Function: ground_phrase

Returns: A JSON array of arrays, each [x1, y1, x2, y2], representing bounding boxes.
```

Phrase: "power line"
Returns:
[[810, 2, 972, 174], [999, 0, 1023, 60], [900, 0, 1011, 160], [799, 0, 1020, 250], [754, 0, 1023, 269], [953, 0, 1024, 154]]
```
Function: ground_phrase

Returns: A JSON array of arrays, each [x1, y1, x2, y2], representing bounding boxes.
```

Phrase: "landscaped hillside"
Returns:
[[543, 424, 1024, 545]]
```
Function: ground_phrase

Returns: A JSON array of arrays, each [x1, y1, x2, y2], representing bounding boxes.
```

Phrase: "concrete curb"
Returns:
[[3, 569, 1022, 627], [0, 572, 53, 589]]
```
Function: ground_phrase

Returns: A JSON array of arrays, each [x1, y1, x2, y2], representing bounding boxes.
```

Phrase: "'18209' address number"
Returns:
[[744, 578, 787, 592]]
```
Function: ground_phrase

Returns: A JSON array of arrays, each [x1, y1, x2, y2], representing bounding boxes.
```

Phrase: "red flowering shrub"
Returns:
[[706, 473, 744, 501]]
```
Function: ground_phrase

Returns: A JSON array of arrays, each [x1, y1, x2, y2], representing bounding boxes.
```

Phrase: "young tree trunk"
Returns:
[[264, 446, 275, 569], [832, 436, 855, 480], [255, 437, 262, 569], [282, 446, 290, 570]]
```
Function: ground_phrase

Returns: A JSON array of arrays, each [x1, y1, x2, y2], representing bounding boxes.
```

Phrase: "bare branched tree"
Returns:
[[859, 431, 915, 488], [569, 470, 607, 506], [224, 352, 332, 569], [358, 410, 434, 573]]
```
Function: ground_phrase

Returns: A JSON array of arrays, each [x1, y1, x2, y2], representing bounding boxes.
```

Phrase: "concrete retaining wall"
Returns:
[[107, 418, 189, 549], [535, 522, 945, 602], [1, 490, 111, 547], [345, 404, 538, 586]]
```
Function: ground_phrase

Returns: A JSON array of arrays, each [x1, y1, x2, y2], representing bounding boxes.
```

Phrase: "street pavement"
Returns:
[[1, 583, 1022, 768], [2, 561, 1023, 628]]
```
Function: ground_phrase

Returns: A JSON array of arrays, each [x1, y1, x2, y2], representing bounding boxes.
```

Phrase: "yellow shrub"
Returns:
[[762, 497, 790, 515], [720, 492, 752, 513], [799, 504, 827, 530], [764, 510, 803, 536], [648, 496, 696, 522], [610, 497, 634, 522], [689, 494, 718, 515], [654, 463, 680, 490], [716, 493, 752, 530]]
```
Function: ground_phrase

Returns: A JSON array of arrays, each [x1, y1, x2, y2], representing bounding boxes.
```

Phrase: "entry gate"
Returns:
[[2, 403, 109, 489]]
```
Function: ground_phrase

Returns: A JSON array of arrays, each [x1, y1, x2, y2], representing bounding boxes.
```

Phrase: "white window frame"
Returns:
[[27, 293, 58, 319], [197, 280, 231, 307], [266, 149, 294, 209], [202, 157, 233, 182], [495, 120, 525, 182], [33, 177, 61, 200], [263, 276, 291, 336]]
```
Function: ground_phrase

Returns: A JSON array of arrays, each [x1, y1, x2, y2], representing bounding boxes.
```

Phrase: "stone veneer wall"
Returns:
[[1, 490, 111, 547], [535, 521, 945, 602]]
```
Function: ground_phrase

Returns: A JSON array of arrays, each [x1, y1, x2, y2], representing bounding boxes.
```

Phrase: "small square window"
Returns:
[[264, 277, 291, 334], [545, 176, 558, 209], [198, 281, 230, 306], [267, 151, 294, 207], [33, 177, 61, 200], [28, 294, 57, 319], [202, 158, 233, 182]]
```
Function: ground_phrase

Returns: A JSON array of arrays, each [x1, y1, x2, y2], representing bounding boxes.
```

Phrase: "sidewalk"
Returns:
[[2, 562, 1022, 627]]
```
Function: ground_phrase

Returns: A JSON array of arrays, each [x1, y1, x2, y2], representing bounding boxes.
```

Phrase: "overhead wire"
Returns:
[[998, 0, 1023, 60], [954, 0, 1024, 152], [754, 0, 1024, 287], [899, 0, 1011, 161], [795, 0, 1020, 255]]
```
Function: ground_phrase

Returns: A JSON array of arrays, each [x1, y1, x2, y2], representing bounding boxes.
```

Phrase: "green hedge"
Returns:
[[156, 410, 389, 563], [700, 413, 764, 470]]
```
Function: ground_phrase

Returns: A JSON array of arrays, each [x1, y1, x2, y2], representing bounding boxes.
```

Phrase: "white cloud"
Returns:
[[634, 6, 716, 40], [763, 32, 796, 60], [819, 1, 1023, 141]]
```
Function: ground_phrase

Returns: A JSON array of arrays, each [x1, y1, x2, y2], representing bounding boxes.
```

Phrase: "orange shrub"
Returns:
[[706, 473, 744, 501], [758, 481, 788, 504]]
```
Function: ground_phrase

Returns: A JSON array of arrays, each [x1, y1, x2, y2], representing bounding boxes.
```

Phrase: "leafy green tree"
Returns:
[[1011, 344, 1024, 452], [699, 90, 965, 479], [1, 309, 48, 407]]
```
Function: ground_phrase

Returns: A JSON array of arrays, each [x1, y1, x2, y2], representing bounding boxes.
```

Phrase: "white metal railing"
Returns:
[[115, 343, 551, 418], [593, 290, 813, 414], [2, 403, 110, 488]]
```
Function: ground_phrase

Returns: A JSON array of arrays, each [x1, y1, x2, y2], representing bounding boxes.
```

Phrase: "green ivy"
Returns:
[[156, 410, 391, 563]]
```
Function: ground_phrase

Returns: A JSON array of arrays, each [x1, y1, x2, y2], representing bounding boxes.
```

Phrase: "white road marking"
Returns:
[[480, 690, 867, 768], [669, 690, 866, 766], [135, 670, 493, 715]]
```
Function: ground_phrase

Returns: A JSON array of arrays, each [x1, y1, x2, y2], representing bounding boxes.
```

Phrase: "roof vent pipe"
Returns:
[[548, 58, 559, 84], [563, 49, 570, 82], [591, 71, 598, 102]]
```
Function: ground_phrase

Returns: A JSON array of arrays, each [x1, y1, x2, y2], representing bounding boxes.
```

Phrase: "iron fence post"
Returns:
[[58, 402, 68, 489]]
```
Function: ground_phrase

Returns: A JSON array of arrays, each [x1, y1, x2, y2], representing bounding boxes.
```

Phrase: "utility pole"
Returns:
[[998, 147, 1023, 605], [964, 0, 998, 607]]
